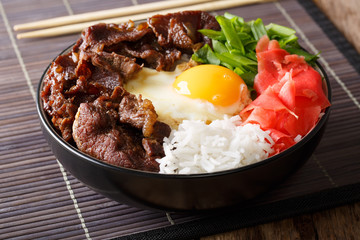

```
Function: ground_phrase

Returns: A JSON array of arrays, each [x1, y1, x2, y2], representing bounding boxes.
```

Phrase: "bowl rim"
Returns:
[[36, 44, 332, 179]]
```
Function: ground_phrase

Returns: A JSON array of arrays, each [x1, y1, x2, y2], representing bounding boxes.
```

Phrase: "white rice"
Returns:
[[156, 115, 275, 174]]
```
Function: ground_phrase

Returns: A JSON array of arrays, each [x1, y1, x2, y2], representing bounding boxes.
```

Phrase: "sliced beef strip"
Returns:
[[81, 51, 142, 81], [41, 53, 79, 141], [148, 11, 220, 51], [79, 21, 152, 52], [72, 96, 165, 172], [142, 138, 165, 159], [121, 42, 182, 71], [119, 93, 170, 138], [141, 121, 171, 160], [73, 101, 145, 170]]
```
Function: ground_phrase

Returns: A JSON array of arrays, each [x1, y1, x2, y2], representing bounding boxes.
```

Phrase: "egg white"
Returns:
[[124, 67, 250, 129]]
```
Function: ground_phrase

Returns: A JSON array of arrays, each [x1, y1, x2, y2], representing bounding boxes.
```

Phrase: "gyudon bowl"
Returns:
[[36, 11, 331, 211]]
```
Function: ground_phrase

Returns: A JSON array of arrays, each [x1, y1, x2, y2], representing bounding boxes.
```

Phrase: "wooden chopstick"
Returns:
[[16, 0, 273, 39], [13, 0, 215, 31]]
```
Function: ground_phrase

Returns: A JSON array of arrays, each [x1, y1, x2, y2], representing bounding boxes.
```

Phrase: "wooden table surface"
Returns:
[[204, 0, 360, 239], [203, 202, 360, 239], [313, 0, 360, 54]]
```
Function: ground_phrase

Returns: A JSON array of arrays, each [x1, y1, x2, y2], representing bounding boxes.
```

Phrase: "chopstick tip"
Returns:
[[16, 33, 25, 39]]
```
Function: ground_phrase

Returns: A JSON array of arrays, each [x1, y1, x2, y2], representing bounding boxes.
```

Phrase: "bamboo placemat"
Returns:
[[1, 0, 359, 239]]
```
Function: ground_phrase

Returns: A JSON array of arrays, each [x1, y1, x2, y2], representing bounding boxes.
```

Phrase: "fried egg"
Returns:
[[124, 64, 251, 129]]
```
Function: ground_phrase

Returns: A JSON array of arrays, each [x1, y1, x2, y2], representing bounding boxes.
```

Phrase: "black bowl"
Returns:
[[36, 46, 331, 212]]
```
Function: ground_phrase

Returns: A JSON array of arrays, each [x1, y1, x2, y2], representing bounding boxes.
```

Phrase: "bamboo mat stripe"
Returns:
[[57, 160, 92, 240], [63, 0, 74, 15], [0, 0, 360, 239], [0, 2, 36, 101], [0, 2, 94, 239]]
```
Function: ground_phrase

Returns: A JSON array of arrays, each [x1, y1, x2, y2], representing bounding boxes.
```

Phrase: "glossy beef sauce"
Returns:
[[41, 11, 220, 172]]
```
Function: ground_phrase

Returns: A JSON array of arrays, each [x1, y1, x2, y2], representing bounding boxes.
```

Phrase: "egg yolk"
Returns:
[[173, 65, 247, 107]]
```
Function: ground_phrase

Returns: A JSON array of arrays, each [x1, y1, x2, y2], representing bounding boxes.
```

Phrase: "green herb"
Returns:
[[192, 13, 319, 89], [215, 15, 245, 55], [192, 44, 220, 65], [198, 29, 225, 41], [250, 18, 268, 41]]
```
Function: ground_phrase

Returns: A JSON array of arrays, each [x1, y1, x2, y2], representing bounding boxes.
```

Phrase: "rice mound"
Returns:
[[157, 116, 275, 174]]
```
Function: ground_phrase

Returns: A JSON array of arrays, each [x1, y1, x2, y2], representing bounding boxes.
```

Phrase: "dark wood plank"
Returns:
[[202, 202, 360, 240]]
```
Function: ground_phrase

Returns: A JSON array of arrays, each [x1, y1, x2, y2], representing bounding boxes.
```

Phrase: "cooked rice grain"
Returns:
[[157, 116, 275, 174]]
